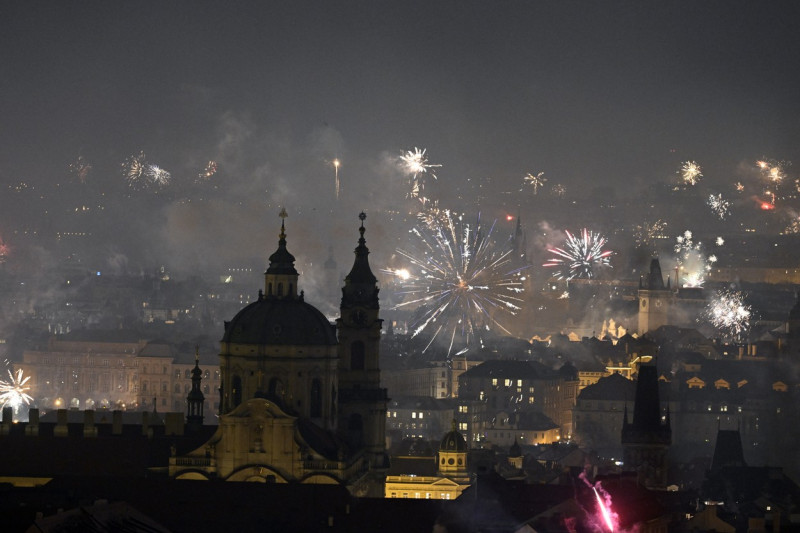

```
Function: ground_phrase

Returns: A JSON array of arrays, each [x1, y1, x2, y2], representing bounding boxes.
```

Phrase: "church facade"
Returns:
[[170, 211, 388, 496]]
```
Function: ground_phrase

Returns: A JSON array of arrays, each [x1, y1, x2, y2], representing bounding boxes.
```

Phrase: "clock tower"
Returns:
[[336, 213, 388, 470], [637, 257, 674, 335]]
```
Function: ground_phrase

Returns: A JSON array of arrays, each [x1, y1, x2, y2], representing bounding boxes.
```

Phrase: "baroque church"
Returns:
[[170, 211, 388, 496]]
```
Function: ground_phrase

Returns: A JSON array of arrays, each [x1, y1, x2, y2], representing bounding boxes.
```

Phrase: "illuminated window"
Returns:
[[412, 412, 417, 419], [492, 378, 498, 386], [517, 379, 522, 387], [419, 412, 424, 419], [504, 379, 512, 387]]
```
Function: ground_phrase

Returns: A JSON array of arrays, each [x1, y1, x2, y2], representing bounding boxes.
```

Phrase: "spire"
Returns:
[[266, 208, 298, 276], [265, 208, 299, 299], [187, 345, 205, 430], [646, 257, 666, 290], [341, 212, 378, 308]]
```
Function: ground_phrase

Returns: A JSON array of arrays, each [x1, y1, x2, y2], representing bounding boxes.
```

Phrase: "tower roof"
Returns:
[[645, 258, 666, 290], [266, 208, 297, 276], [440, 420, 468, 453], [345, 212, 377, 285]]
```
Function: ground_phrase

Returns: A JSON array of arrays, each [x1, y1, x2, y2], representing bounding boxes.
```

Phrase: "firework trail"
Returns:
[[707, 193, 730, 219], [0, 369, 33, 412], [543, 228, 613, 280], [706, 289, 751, 341], [385, 208, 528, 354], [579, 473, 617, 532], [523, 172, 547, 195]]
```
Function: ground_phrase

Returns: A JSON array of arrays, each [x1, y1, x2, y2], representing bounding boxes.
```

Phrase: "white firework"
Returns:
[[707, 193, 730, 219], [0, 369, 33, 410], [707, 290, 751, 341]]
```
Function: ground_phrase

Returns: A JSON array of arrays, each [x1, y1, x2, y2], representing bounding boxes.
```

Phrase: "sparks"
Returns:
[[0, 369, 33, 412], [543, 228, 613, 280], [707, 289, 751, 341], [400, 147, 441, 203], [523, 171, 547, 195], [385, 208, 528, 354], [680, 160, 702, 185], [707, 193, 730, 219]]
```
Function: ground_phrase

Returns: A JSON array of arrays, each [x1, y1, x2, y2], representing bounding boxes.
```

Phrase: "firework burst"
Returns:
[[707, 193, 731, 219], [523, 172, 547, 195], [69, 156, 92, 183], [706, 289, 751, 341], [385, 208, 528, 354], [0, 369, 33, 411], [680, 160, 703, 186], [197, 160, 217, 181], [543, 228, 613, 280], [633, 219, 668, 248], [400, 147, 441, 203], [674, 230, 711, 287], [121, 151, 147, 186], [551, 183, 567, 198]]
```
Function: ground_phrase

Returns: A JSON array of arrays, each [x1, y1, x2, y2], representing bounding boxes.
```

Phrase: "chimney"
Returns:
[[0, 406, 12, 435], [54, 409, 69, 437], [83, 410, 97, 438], [26, 408, 39, 436], [112, 410, 123, 435]]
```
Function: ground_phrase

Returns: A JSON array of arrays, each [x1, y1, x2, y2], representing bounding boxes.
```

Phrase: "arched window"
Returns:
[[277, 283, 283, 296], [310, 379, 322, 418], [350, 341, 365, 370], [268, 282, 273, 296], [174, 384, 181, 393], [232, 375, 243, 407]]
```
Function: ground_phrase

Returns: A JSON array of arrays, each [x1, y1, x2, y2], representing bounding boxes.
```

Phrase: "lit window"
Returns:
[[419, 412, 423, 419], [412, 412, 417, 419], [492, 378, 497, 386], [517, 379, 522, 387]]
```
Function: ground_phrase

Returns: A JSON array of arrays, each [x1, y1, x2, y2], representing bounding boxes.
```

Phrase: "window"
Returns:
[[412, 412, 417, 418], [103, 359, 109, 367], [458, 405, 468, 413], [459, 422, 468, 431], [418, 412, 424, 419]]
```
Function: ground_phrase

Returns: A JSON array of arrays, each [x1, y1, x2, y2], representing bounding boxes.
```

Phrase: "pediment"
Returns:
[[223, 398, 296, 421]]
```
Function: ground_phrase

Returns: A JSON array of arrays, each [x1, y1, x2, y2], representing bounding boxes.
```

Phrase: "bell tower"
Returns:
[[637, 257, 674, 335], [336, 212, 387, 468]]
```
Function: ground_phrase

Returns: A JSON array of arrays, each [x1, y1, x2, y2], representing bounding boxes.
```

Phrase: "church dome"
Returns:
[[222, 296, 337, 346], [440, 424, 468, 453]]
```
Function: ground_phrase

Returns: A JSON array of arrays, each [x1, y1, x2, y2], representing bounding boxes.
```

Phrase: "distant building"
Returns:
[[17, 331, 220, 415], [385, 423, 471, 500]]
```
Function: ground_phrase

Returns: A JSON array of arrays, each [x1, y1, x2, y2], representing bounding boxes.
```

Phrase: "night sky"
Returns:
[[1, 1, 800, 289]]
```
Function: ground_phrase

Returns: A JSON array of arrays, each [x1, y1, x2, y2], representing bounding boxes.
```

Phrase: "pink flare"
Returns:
[[593, 487, 615, 532]]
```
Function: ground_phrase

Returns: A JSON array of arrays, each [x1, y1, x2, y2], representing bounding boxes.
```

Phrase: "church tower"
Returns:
[[186, 347, 205, 431], [621, 362, 671, 488], [637, 257, 674, 335], [218, 209, 339, 426], [336, 212, 388, 468]]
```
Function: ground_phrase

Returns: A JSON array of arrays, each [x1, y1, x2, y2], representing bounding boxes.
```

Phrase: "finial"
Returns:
[[195, 345, 199, 364], [279, 207, 288, 239], [358, 212, 366, 240]]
